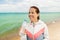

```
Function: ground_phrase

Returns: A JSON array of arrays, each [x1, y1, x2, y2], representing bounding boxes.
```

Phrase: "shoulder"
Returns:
[[21, 19, 28, 28], [39, 20, 47, 27], [39, 20, 45, 24]]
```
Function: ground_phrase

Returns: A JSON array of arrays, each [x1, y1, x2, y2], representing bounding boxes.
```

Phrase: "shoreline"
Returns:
[[46, 18, 60, 25]]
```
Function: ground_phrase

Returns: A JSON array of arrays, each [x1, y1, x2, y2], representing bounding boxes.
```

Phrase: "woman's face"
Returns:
[[29, 8, 39, 22]]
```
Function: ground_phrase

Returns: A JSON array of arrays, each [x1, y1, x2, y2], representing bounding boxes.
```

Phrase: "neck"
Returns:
[[32, 19, 38, 24]]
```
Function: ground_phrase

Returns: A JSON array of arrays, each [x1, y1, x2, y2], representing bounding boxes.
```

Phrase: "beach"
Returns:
[[0, 20, 60, 40]]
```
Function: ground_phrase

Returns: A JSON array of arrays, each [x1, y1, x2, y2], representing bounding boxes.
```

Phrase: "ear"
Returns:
[[37, 13, 39, 16]]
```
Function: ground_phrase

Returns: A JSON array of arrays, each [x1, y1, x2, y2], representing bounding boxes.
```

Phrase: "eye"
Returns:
[[29, 12, 34, 14], [32, 12, 34, 14]]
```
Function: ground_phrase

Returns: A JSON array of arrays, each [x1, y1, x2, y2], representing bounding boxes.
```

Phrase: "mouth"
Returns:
[[29, 15, 34, 19]]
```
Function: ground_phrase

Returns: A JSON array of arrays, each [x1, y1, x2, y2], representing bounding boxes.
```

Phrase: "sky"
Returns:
[[0, 0, 60, 12]]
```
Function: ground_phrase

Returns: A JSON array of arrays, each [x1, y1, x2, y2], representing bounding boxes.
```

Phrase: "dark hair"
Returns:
[[30, 6, 40, 20]]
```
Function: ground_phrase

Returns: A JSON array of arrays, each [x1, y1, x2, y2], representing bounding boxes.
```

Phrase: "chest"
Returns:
[[25, 23, 44, 35]]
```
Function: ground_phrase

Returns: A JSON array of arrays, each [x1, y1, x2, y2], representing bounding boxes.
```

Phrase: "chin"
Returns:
[[29, 18, 34, 22], [30, 20, 33, 22]]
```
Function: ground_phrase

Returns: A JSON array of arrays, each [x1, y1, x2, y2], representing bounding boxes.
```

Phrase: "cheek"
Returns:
[[34, 14, 38, 18]]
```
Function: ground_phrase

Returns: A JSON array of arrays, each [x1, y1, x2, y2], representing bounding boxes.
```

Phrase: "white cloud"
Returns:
[[0, 0, 60, 12], [0, 4, 16, 12], [47, 0, 60, 12], [48, 0, 60, 7]]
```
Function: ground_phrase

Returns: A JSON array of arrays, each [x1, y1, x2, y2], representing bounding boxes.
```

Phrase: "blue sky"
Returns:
[[0, 0, 60, 12]]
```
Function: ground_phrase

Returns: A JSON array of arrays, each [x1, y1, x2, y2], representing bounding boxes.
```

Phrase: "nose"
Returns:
[[29, 13, 32, 17]]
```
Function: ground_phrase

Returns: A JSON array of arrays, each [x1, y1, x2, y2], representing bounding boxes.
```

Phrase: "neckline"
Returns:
[[30, 20, 41, 25]]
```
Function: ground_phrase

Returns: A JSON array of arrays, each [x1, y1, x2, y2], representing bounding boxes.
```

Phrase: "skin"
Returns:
[[29, 8, 39, 24]]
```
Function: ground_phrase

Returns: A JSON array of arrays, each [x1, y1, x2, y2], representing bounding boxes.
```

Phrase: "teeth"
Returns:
[[29, 15, 34, 18]]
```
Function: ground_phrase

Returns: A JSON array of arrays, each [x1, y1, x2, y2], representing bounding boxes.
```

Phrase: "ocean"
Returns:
[[0, 12, 60, 37]]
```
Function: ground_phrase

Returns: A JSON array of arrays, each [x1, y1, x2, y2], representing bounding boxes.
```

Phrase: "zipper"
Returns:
[[33, 23, 35, 40]]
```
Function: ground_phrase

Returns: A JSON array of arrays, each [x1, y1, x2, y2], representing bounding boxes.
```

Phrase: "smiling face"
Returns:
[[29, 8, 39, 22]]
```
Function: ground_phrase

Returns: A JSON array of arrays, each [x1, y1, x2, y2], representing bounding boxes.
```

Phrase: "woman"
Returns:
[[19, 6, 49, 40]]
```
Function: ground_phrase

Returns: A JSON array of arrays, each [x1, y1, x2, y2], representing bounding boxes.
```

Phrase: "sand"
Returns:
[[47, 20, 60, 40]]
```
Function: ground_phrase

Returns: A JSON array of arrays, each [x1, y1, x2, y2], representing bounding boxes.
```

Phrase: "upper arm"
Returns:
[[19, 21, 27, 37]]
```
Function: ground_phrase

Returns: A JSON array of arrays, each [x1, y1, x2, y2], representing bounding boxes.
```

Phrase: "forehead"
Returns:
[[29, 8, 36, 12]]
